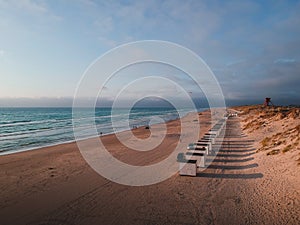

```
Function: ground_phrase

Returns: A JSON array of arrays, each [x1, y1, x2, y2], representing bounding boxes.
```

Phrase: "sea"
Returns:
[[0, 107, 196, 155]]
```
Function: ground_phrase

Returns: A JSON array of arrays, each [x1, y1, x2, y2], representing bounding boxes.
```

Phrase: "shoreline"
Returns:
[[0, 109, 213, 225], [0, 110, 199, 156]]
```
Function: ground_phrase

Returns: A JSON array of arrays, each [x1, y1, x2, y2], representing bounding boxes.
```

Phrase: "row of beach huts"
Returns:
[[177, 112, 237, 176]]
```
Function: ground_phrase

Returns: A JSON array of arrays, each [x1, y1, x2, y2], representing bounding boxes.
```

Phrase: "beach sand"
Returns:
[[0, 108, 299, 225]]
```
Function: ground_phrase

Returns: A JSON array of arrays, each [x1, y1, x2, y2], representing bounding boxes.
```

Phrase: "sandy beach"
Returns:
[[0, 107, 299, 225]]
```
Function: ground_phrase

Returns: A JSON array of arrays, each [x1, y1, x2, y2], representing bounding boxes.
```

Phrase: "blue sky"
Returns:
[[0, 0, 299, 106]]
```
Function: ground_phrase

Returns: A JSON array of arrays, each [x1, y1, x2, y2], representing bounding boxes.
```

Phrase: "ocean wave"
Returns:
[[0, 107, 199, 154], [0, 119, 61, 128]]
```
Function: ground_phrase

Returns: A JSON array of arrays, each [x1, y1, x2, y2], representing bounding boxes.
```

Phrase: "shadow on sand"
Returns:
[[197, 172, 263, 179], [197, 118, 263, 179], [214, 152, 255, 158], [206, 157, 255, 163], [218, 149, 255, 153], [207, 163, 258, 170]]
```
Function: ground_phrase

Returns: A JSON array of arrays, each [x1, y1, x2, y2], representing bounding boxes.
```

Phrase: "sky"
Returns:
[[0, 0, 299, 107]]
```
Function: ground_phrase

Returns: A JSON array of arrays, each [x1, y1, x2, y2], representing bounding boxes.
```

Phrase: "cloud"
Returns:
[[98, 36, 117, 48], [274, 58, 296, 64], [0, 0, 62, 22], [0, 97, 73, 107], [77, 0, 97, 7], [0, 49, 5, 57], [1, 0, 48, 14], [94, 16, 114, 34], [225, 59, 246, 67]]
